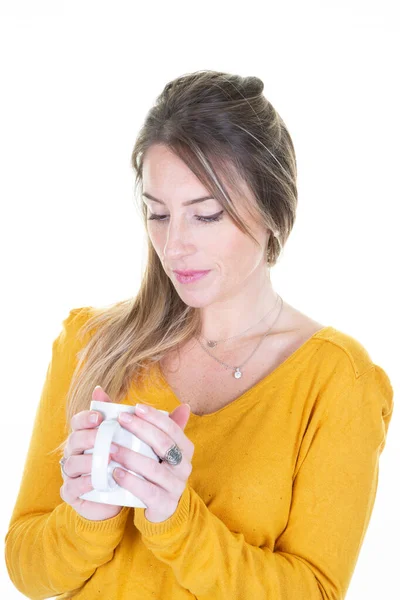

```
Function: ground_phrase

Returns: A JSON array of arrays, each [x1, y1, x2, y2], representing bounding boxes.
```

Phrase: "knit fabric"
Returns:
[[5, 306, 394, 599]]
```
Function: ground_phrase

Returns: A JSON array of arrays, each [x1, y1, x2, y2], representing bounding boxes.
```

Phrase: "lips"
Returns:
[[173, 270, 210, 276]]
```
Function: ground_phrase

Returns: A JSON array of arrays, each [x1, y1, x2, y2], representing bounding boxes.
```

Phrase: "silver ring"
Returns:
[[160, 443, 183, 466], [59, 456, 68, 477]]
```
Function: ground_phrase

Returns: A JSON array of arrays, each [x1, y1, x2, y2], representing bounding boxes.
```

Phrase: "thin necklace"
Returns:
[[195, 294, 283, 379], [199, 292, 280, 348]]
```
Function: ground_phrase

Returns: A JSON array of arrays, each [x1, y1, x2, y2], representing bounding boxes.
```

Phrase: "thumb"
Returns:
[[168, 403, 191, 431], [92, 385, 114, 403]]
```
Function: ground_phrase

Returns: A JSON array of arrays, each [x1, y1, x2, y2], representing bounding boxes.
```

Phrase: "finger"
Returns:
[[66, 427, 99, 456], [168, 404, 191, 431], [112, 466, 184, 514], [66, 422, 120, 457], [62, 453, 93, 479], [92, 385, 114, 403], [121, 407, 195, 460], [70, 409, 103, 432], [70, 386, 114, 431], [62, 453, 114, 479], [60, 474, 93, 504], [111, 444, 192, 488], [117, 414, 193, 476]]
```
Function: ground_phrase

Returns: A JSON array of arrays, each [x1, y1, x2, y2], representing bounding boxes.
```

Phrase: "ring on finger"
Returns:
[[59, 456, 69, 477], [157, 443, 183, 466]]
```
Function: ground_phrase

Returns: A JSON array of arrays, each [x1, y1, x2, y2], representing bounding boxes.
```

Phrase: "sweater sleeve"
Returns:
[[4, 307, 131, 600], [133, 365, 394, 599]]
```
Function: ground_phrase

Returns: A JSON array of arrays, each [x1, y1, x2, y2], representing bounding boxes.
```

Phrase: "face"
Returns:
[[142, 144, 270, 308]]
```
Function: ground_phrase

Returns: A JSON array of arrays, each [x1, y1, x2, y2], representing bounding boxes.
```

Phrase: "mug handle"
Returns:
[[91, 418, 121, 492]]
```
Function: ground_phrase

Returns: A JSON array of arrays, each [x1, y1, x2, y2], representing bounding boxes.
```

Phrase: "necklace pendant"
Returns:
[[207, 340, 218, 348], [234, 368, 242, 379]]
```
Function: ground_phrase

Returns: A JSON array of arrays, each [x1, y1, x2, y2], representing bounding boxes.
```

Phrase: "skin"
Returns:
[[142, 143, 279, 343], [61, 144, 283, 523], [60, 385, 192, 523]]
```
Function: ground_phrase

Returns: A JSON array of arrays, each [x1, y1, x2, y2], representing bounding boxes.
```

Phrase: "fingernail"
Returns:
[[110, 443, 118, 454], [114, 467, 125, 478], [135, 404, 148, 414], [89, 412, 99, 423], [94, 385, 102, 391]]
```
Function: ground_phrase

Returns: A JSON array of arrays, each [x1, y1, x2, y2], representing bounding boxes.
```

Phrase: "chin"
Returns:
[[174, 288, 215, 309]]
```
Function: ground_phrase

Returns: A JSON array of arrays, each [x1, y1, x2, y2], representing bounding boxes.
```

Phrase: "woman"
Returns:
[[5, 70, 394, 599]]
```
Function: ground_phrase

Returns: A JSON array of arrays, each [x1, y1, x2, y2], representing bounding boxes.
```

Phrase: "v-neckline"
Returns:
[[154, 326, 335, 418]]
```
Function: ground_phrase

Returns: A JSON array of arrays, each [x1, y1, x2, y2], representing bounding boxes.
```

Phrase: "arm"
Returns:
[[5, 308, 131, 600], [133, 365, 394, 599]]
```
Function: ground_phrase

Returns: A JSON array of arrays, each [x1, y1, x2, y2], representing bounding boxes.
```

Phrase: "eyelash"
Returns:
[[147, 210, 224, 224]]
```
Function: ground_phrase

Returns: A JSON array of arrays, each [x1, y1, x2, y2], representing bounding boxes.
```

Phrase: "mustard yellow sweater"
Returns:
[[5, 307, 394, 599]]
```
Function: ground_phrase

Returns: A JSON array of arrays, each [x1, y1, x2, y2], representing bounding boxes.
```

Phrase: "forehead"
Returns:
[[142, 145, 198, 186], [142, 145, 217, 207], [142, 144, 260, 218]]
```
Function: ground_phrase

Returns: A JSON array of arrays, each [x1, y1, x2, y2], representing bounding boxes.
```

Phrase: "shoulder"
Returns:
[[58, 305, 96, 340], [309, 326, 393, 421], [61, 299, 129, 333], [282, 304, 376, 379], [312, 325, 376, 379], [57, 299, 132, 347], [285, 324, 394, 455], [286, 304, 378, 379], [62, 305, 94, 326], [47, 307, 96, 365]]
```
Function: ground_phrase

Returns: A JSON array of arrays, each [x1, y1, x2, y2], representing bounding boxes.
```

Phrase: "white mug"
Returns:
[[79, 400, 169, 508]]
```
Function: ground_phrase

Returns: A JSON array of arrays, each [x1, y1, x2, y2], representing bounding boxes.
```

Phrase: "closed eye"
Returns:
[[147, 210, 224, 224]]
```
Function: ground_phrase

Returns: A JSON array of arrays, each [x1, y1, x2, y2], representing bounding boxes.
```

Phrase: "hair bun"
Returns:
[[243, 76, 264, 96]]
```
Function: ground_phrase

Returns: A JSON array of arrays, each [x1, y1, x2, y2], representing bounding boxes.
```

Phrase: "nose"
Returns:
[[162, 216, 196, 262]]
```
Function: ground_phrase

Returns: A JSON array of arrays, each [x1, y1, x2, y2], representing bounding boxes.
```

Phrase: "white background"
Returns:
[[1, 1, 398, 598]]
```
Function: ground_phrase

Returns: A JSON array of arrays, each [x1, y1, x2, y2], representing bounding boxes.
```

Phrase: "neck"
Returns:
[[199, 272, 280, 342]]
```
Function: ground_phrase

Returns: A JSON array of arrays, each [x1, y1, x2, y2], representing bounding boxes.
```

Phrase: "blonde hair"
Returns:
[[50, 69, 297, 457]]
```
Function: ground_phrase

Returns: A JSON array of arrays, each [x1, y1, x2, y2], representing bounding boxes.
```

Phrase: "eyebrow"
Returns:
[[142, 192, 215, 206]]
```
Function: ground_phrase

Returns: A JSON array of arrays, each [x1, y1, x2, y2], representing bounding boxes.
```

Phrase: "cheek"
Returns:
[[147, 228, 164, 252], [218, 233, 263, 277], [217, 230, 254, 259], [147, 223, 257, 267]]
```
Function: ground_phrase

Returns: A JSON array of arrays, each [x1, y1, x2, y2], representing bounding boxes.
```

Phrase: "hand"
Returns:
[[110, 403, 194, 523], [59, 386, 124, 521]]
